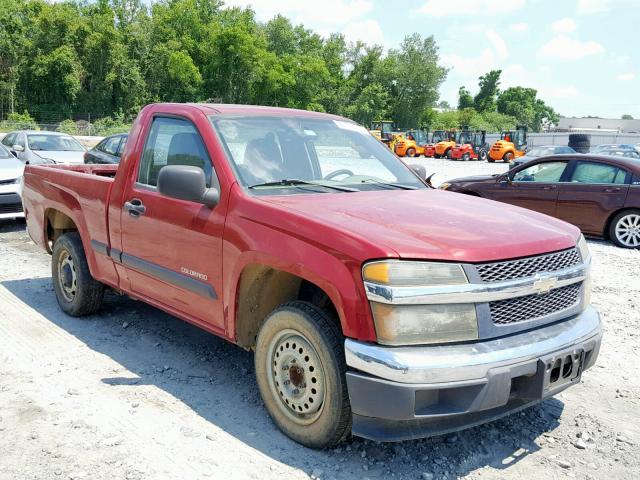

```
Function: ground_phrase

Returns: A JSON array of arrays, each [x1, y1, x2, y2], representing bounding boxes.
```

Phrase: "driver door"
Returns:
[[486, 160, 570, 217]]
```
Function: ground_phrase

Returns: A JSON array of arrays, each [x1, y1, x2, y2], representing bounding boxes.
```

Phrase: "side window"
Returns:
[[14, 134, 26, 148], [513, 161, 568, 183], [95, 139, 107, 152], [102, 136, 121, 156], [138, 117, 213, 188], [117, 136, 127, 157], [2, 133, 15, 147], [571, 162, 627, 184]]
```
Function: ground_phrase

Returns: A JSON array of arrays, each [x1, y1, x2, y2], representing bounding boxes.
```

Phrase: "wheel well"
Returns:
[[235, 265, 339, 349], [603, 207, 640, 239], [45, 209, 78, 251]]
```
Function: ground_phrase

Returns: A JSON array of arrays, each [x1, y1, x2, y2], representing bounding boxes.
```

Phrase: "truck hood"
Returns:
[[34, 150, 85, 165], [262, 189, 578, 263]]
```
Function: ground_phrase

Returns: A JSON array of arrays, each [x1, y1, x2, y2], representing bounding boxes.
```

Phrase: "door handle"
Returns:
[[124, 198, 146, 217], [603, 187, 621, 193], [542, 185, 557, 190]]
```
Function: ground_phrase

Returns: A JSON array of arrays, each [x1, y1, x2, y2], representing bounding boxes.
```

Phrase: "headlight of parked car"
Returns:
[[577, 234, 590, 262], [362, 261, 478, 346], [576, 234, 592, 306]]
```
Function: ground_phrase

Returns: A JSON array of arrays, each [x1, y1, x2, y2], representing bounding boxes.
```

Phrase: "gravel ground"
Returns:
[[1, 158, 639, 480]]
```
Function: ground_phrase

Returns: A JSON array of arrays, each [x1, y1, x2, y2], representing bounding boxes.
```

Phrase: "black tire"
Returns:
[[446, 149, 452, 159], [608, 209, 640, 248], [434, 153, 441, 159], [478, 149, 487, 161], [255, 301, 351, 448], [51, 232, 105, 316], [487, 156, 495, 163], [462, 152, 470, 161], [406, 147, 416, 157], [503, 152, 515, 163]]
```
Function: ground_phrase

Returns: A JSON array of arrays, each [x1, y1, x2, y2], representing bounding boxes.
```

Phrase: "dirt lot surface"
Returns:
[[1, 159, 639, 480]]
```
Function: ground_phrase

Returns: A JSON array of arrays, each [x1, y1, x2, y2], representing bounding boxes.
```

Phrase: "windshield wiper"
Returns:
[[248, 179, 358, 192], [359, 178, 417, 190]]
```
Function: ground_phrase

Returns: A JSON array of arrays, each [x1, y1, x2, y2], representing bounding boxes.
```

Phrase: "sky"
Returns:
[[223, 0, 639, 119]]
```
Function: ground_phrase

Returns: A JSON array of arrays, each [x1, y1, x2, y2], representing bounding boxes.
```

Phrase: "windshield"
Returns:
[[458, 131, 473, 144], [211, 116, 425, 194], [432, 131, 446, 143], [27, 134, 85, 152]]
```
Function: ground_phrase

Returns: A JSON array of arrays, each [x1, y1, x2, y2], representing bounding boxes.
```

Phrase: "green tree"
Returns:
[[497, 86, 559, 132], [457, 86, 474, 110], [622, 114, 634, 120], [343, 83, 389, 126], [474, 69, 501, 112]]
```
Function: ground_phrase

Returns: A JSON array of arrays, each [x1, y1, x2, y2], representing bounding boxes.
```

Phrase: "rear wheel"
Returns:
[[479, 149, 487, 161], [503, 152, 515, 163], [446, 149, 452, 159], [255, 301, 351, 448], [52, 232, 105, 316], [609, 210, 640, 248], [406, 147, 416, 158], [462, 152, 470, 161], [487, 156, 495, 163]]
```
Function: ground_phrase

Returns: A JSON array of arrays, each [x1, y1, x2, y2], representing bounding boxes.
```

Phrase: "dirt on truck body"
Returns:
[[21, 103, 602, 448]]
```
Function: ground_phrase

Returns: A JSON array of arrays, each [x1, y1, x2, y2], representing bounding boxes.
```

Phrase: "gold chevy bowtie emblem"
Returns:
[[532, 275, 558, 295]]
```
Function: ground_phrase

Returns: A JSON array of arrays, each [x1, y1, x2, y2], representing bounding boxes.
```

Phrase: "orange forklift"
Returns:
[[450, 130, 489, 161], [393, 129, 429, 157], [433, 129, 458, 158], [488, 125, 528, 163], [424, 130, 454, 158]]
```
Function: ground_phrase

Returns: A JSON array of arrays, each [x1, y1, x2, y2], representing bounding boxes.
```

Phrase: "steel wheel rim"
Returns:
[[57, 248, 77, 302], [266, 328, 326, 425], [615, 214, 640, 247]]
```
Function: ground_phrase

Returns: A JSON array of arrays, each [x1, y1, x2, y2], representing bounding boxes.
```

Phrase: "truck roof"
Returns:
[[182, 103, 349, 121]]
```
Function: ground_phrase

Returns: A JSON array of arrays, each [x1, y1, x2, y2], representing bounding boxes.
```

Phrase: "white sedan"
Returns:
[[0, 143, 25, 220], [1, 130, 86, 165]]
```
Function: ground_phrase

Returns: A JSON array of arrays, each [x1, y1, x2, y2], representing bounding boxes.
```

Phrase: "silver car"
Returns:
[[0, 143, 25, 220], [1, 130, 85, 165]]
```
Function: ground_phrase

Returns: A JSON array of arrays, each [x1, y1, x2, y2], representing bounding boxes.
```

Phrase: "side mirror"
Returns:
[[157, 165, 219, 208], [498, 173, 513, 185], [12, 144, 24, 153], [409, 164, 427, 180]]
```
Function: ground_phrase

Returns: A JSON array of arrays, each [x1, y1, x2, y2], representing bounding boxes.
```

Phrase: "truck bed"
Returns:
[[22, 163, 120, 284]]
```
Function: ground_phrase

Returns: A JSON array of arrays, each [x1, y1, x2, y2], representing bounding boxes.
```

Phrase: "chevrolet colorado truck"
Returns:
[[21, 103, 602, 448]]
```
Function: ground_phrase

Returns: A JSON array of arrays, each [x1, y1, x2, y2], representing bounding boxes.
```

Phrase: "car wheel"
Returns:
[[52, 232, 105, 316], [503, 152, 515, 163], [462, 153, 470, 161], [609, 210, 640, 248], [255, 301, 351, 448], [406, 147, 416, 157]]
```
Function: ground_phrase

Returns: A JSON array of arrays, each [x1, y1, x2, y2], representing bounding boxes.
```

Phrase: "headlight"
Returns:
[[577, 234, 590, 262], [440, 182, 451, 190], [363, 260, 467, 286], [363, 261, 478, 345], [370, 302, 478, 345]]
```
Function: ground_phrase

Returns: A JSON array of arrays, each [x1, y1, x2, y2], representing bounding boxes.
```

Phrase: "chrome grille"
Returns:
[[476, 248, 581, 283], [489, 283, 582, 325]]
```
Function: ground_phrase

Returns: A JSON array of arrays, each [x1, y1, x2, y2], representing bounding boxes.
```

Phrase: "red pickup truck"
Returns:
[[22, 103, 602, 448]]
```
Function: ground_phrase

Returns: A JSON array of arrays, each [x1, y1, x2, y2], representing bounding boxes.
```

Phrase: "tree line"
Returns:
[[0, 0, 559, 134]]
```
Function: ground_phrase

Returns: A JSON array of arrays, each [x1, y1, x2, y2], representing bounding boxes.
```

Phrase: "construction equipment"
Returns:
[[369, 120, 396, 147], [433, 129, 457, 158], [424, 130, 451, 158], [393, 129, 429, 157], [450, 130, 489, 161], [488, 125, 528, 163]]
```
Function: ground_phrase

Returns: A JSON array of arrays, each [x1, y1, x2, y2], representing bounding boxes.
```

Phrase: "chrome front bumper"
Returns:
[[344, 306, 602, 441]]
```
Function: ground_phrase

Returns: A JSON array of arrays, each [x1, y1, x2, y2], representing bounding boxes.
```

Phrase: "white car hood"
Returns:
[[35, 150, 85, 164], [0, 156, 25, 181]]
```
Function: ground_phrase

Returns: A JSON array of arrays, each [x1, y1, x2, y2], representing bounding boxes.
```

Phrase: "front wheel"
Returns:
[[255, 301, 351, 448], [478, 149, 487, 161], [406, 147, 416, 157], [609, 210, 640, 248], [52, 232, 105, 316], [446, 149, 452, 159], [503, 152, 515, 163], [462, 153, 470, 161]]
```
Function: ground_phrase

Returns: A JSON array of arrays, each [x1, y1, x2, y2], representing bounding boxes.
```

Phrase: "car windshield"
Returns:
[[27, 134, 84, 152], [210, 116, 425, 194], [600, 149, 640, 158]]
